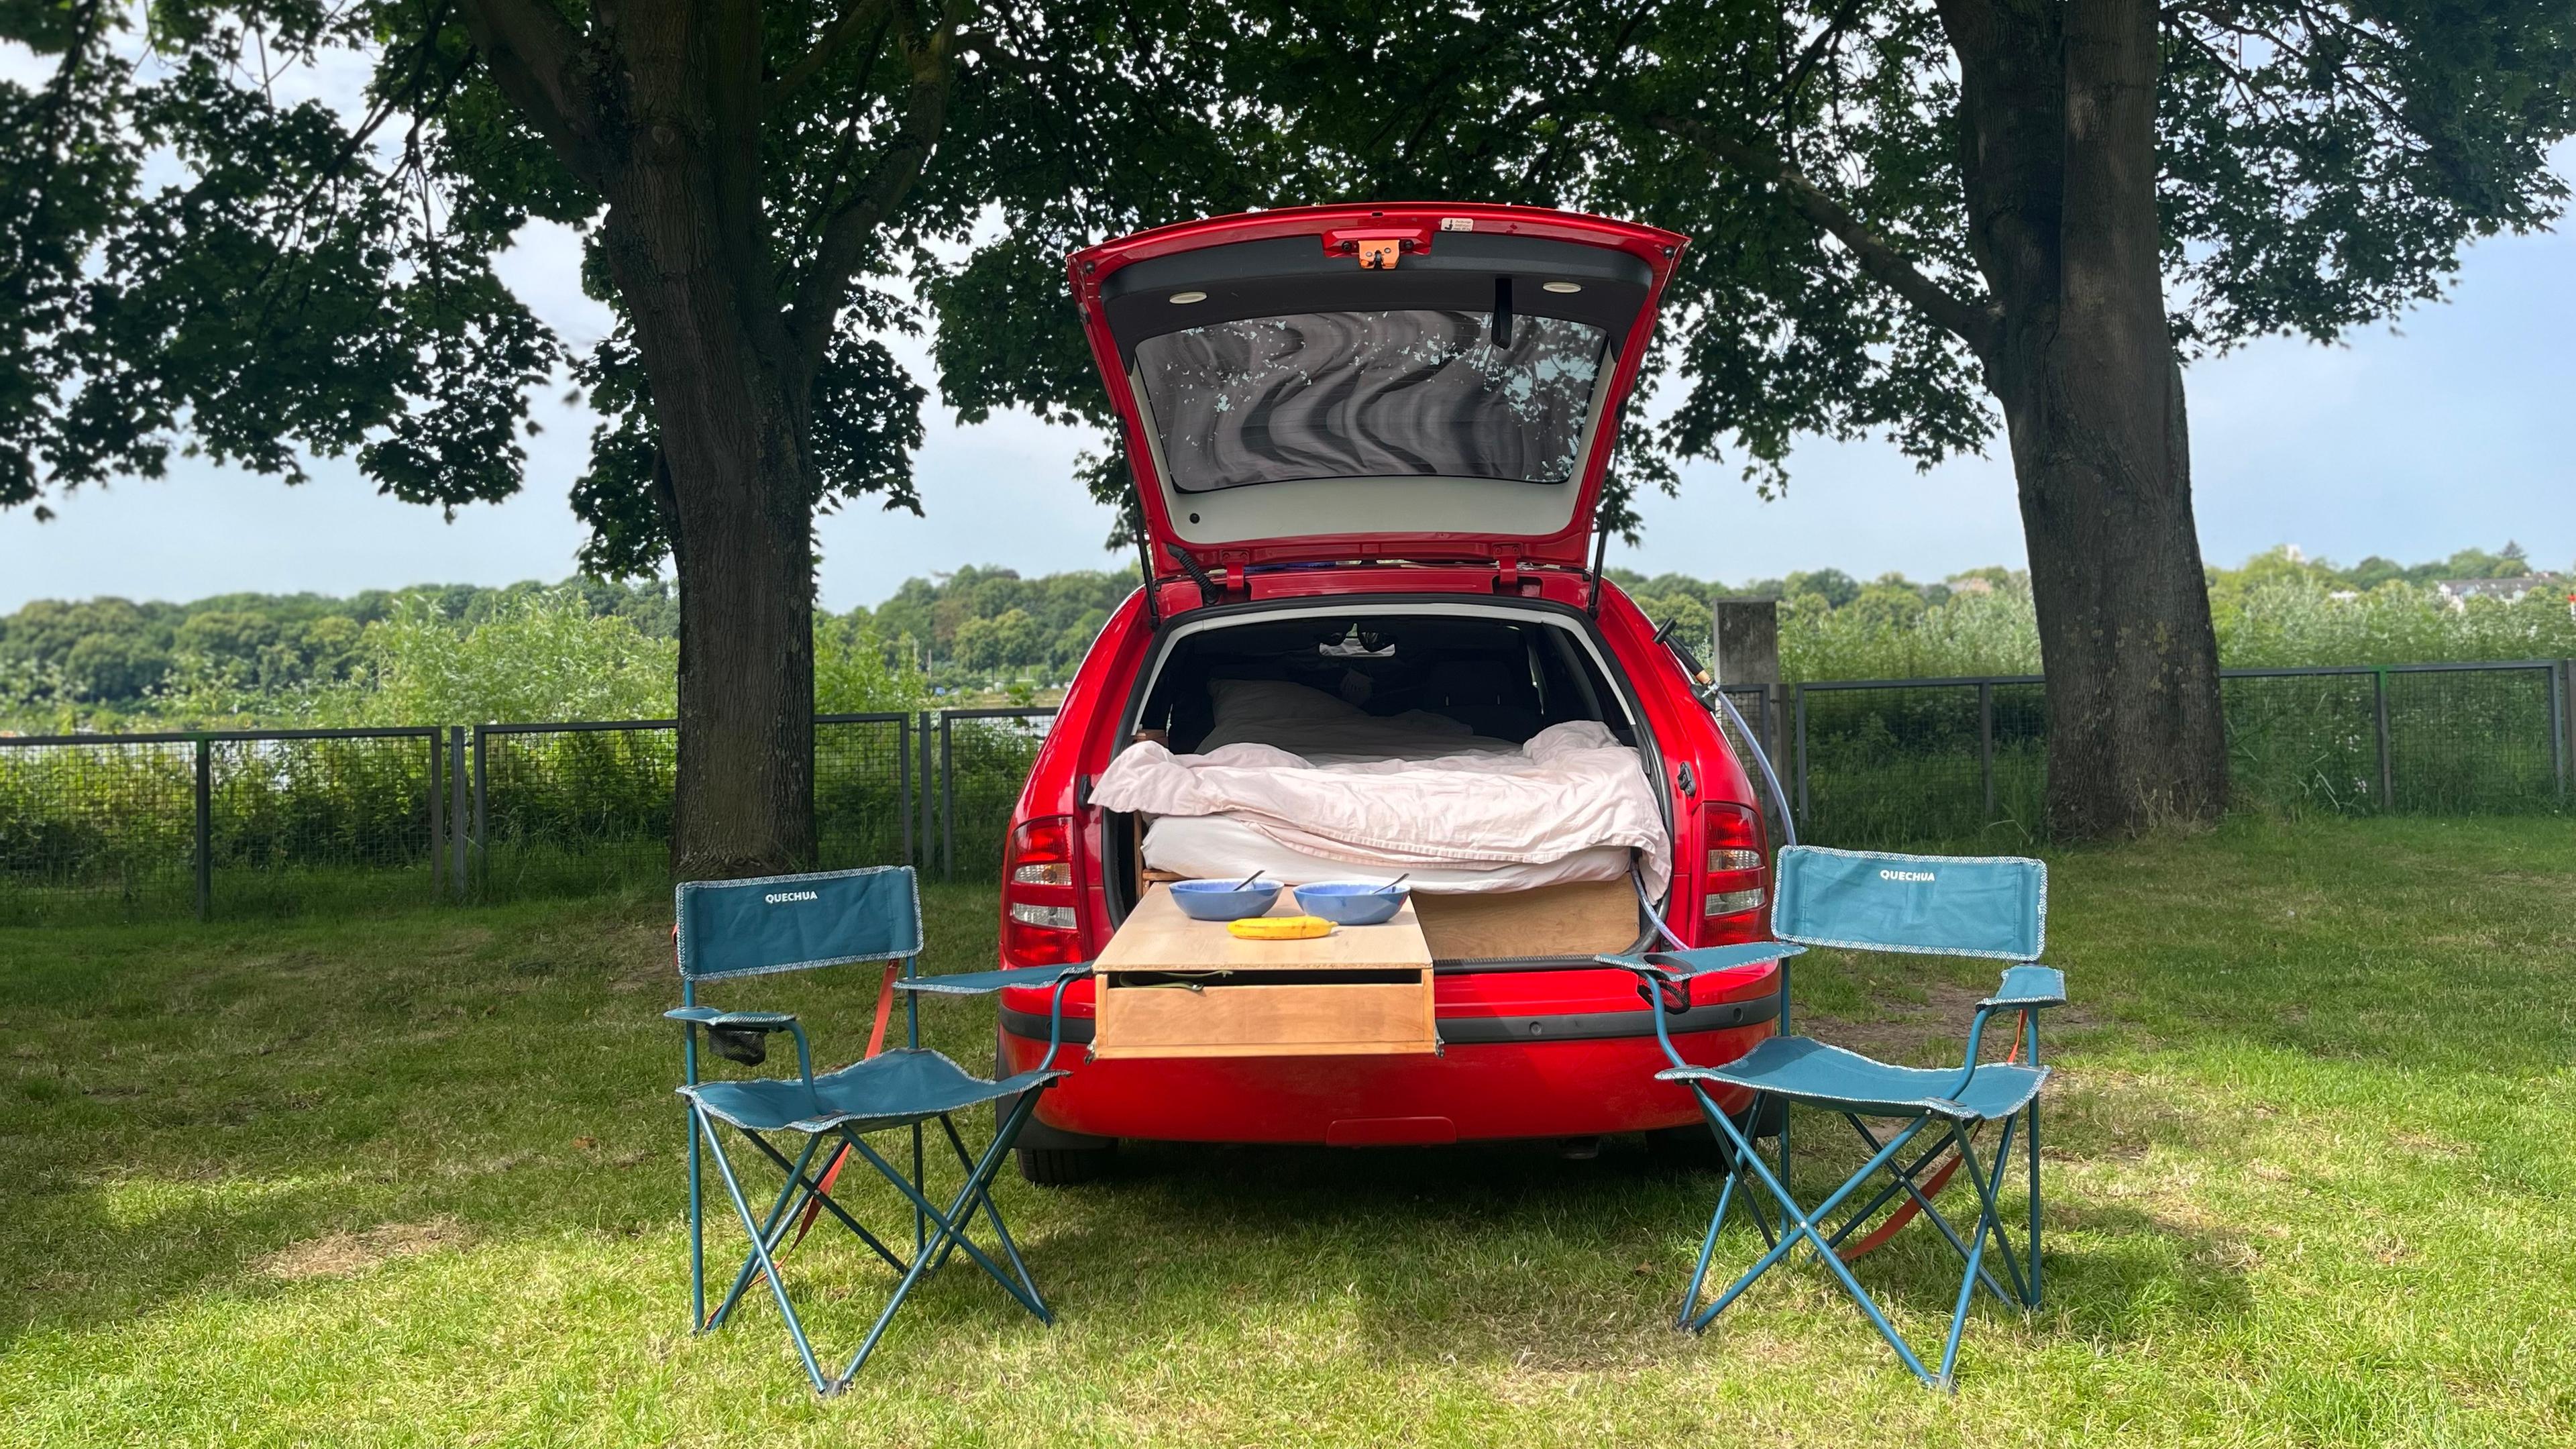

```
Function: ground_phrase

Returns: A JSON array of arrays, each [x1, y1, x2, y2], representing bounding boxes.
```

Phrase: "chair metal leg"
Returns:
[[695, 1113, 833, 1396], [706, 1132, 826, 1332], [733, 1128, 908, 1275], [1822, 1129, 1955, 1248], [1679, 1167, 1739, 1328], [839, 1094, 1053, 1321], [2027, 1099, 2043, 1308], [1936, 1130, 2006, 1391], [1694, 1085, 1774, 1248], [1684, 1107, 1944, 1387], [1833, 1116, 2020, 1310], [1970, 1115, 2031, 1307], [833, 1091, 1054, 1389], [933, 1114, 1042, 1307], [688, 1103, 706, 1332]]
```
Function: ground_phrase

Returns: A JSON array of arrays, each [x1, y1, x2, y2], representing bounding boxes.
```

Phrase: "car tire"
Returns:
[[1016, 1144, 1114, 1186]]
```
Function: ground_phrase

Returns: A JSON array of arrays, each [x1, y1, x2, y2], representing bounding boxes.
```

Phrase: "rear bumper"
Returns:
[[996, 964, 1778, 1144]]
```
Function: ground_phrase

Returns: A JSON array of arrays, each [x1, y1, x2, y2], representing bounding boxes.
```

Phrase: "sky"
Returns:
[[3, 40, 2570, 610]]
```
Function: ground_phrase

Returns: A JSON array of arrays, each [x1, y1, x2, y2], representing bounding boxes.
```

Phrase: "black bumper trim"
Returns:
[[998, 993, 1778, 1049]]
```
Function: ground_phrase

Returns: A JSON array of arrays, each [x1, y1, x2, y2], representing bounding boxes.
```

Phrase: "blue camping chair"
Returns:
[[1601, 845, 2065, 1390], [671, 865, 1089, 1395]]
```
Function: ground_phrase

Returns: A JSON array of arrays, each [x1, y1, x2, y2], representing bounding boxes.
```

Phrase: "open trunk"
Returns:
[[1099, 599, 1664, 963]]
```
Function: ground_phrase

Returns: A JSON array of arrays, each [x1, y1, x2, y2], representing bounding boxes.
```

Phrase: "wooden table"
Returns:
[[1089, 884, 1438, 1059]]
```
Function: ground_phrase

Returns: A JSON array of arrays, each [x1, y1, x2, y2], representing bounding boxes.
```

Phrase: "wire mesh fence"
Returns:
[[936, 709, 1058, 882], [475, 720, 678, 902], [1780, 661, 2570, 847], [3, 668, 2565, 924], [817, 714, 915, 873], [0, 728, 442, 924]]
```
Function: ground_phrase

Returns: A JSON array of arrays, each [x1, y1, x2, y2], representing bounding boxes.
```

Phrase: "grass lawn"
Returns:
[[3, 817, 2572, 1446]]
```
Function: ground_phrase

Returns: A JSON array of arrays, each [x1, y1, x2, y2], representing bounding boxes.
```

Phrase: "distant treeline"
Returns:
[[3, 543, 2567, 729]]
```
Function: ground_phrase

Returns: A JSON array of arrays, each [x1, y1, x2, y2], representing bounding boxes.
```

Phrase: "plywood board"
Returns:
[[1092, 979, 1434, 1059], [1412, 878, 1642, 961], [1097, 883, 1432, 974], [1093, 884, 1436, 1058]]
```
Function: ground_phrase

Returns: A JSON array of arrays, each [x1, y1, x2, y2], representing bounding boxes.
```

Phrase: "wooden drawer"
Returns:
[[1092, 973, 1435, 1059]]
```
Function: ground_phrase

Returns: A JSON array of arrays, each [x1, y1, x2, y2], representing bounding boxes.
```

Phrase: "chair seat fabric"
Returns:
[[680, 1049, 1066, 1135], [1661, 1036, 2047, 1122]]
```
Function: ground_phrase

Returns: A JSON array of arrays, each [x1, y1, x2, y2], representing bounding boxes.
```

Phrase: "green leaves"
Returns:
[[5, 7, 556, 510]]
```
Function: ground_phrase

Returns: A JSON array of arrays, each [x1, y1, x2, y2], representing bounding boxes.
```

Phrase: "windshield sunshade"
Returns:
[[1134, 309, 1609, 494]]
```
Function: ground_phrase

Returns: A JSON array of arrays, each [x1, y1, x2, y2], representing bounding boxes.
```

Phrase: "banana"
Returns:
[[1226, 915, 1335, 941]]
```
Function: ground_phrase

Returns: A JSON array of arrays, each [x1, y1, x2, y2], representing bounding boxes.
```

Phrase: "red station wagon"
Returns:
[[991, 204, 1780, 1183]]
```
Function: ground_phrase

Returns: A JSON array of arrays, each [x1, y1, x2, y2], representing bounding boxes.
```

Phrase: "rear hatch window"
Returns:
[[1135, 310, 1611, 493]]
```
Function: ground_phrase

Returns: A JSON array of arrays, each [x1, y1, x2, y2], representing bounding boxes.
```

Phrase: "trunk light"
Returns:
[[1700, 800, 1771, 945], [1704, 889, 1766, 917], [1002, 815, 1085, 967]]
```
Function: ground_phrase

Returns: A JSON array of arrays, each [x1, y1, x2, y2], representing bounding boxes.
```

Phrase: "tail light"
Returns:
[[1700, 800, 1769, 944], [1002, 815, 1087, 966]]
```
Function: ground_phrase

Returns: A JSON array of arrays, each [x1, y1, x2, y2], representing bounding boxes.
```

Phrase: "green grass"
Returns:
[[4, 819, 2573, 1446]]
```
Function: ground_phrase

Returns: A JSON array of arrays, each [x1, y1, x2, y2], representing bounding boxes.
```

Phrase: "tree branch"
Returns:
[[785, 1, 959, 379], [771, 0, 898, 105], [458, 0, 616, 189], [1655, 113, 2004, 362]]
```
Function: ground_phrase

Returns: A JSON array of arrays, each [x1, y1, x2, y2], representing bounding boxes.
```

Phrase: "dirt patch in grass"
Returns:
[[1803, 979, 2096, 1069], [256, 1217, 469, 1281]]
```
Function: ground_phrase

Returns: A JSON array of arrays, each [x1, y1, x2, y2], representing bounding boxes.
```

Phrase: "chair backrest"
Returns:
[[675, 866, 922, 982], [1770, 846, 2045, 961]]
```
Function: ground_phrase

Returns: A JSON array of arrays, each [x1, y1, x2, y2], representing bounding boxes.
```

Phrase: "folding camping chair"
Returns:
[[1600, 845, 2065, 1390], [670, 865, 1090, 1396]]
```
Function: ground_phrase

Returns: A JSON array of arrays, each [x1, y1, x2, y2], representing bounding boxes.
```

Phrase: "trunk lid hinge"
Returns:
[[1169, 546, 1228, 608]]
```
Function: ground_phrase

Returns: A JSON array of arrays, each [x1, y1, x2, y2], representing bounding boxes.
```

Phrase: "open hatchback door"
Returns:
[[1069, 205, 1686, 583]]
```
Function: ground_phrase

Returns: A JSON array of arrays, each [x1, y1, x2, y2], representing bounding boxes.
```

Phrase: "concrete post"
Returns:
[[1713, 598, 1782, 758]]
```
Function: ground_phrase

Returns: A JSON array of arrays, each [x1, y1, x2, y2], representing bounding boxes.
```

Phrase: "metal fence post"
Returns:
[[896, 714, 914, 868], [194, 737, 212, 922], [916, 711, 935, 872], [471, 725, 488, 898], [1793, 684, 1810, 823], [1978, 680, 1995, 822], [2555, 657, 2576, 799], [448, 727, 468, 900], [2373, 669, 2394, 811], [428, 732, 445, 898], [939, 712, 956, 882]]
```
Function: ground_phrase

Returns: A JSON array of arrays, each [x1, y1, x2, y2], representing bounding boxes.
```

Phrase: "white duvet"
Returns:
[[1093, 717, 1671, 895]]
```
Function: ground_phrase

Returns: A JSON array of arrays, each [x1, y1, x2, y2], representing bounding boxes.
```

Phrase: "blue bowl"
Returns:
[[1292, 881, 1409, 926], [1169, 879, 1285, 922]]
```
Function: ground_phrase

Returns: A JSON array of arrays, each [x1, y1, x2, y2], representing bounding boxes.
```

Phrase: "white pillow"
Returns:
[[1207, 678, 1365, 727]]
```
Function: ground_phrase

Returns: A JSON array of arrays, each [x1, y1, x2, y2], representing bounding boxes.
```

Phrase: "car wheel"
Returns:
[[1016, 1144, 1114, 1187]]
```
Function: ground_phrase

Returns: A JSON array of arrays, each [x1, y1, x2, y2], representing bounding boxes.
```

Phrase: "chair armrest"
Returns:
[[666, 1009, 812, 1081], [1595, 942, 1807, 980], [893, 963, 1091, 997], [663, 1008, 800, 1031], [1980, 965, 2066, 1011]]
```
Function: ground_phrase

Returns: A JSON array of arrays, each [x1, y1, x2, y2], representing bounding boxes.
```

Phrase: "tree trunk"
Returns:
[[594, 5, 819, 880], [1944, 0, 2228, 835], [605, 248, 820, 878]]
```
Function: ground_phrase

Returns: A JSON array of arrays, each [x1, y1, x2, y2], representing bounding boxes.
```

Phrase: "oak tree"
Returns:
[[1222, 0, 2576, 836], [1, 0, 1246, 875]]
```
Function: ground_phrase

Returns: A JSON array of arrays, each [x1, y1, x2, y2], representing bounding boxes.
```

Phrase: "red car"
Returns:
[[992, 203, 1780, 1183]]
